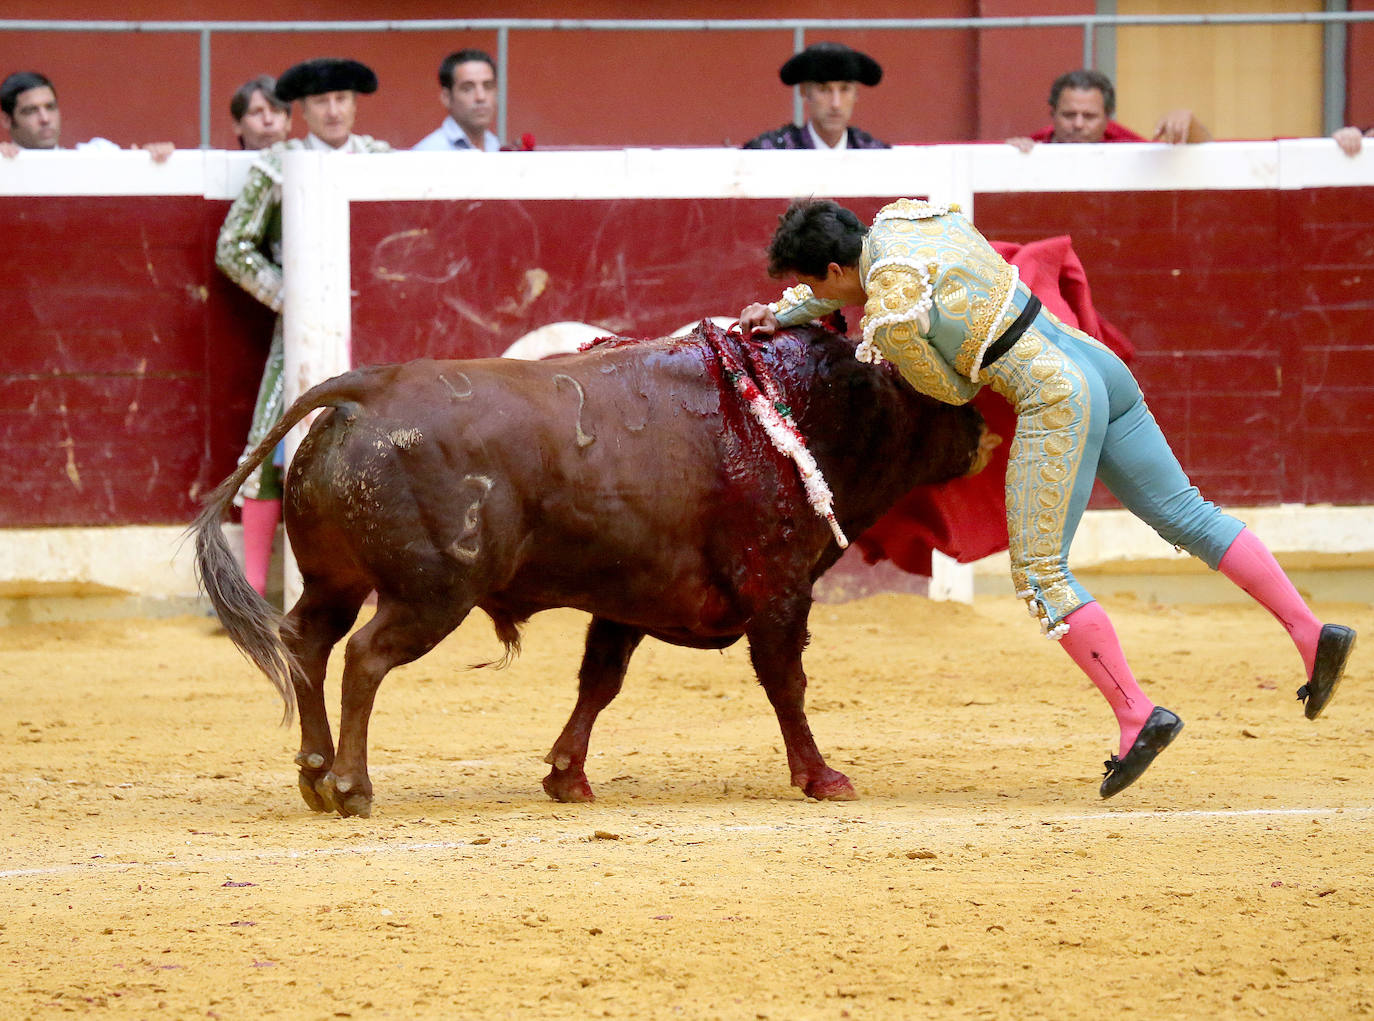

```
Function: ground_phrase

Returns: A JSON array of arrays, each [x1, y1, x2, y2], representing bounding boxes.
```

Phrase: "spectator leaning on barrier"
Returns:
[[230, 75, 292, 150], [0, 70, 173, 161], [413, 48, 501, 152], [214, 57, 391, 600], [1006, 69, 1211, 152], [742, 42, 889, 150], [1332, 124, 1373, 156]]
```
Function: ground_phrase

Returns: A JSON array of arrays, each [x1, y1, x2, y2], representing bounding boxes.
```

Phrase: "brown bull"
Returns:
[[194, 321, 983, 817]]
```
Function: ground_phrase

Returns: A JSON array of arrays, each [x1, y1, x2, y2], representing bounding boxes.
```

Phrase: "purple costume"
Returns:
[[742, 123, 889, 150]]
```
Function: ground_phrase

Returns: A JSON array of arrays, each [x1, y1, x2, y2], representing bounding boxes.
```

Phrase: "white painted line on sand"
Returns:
[[3, 803, 1371, 882]]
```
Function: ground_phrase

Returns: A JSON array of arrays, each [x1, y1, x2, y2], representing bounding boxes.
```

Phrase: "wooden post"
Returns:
[[280, 149, 352, 608]]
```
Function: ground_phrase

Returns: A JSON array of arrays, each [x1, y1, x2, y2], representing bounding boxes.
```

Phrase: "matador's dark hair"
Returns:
[[1048, 69, 1116, 117], [766, 198, 867, 279]]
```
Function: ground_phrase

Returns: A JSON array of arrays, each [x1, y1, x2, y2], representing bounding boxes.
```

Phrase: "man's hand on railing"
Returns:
[[136, 142, 175, 163], [1152, 109, 1210, 145], [1333, 126, 1370, 157]]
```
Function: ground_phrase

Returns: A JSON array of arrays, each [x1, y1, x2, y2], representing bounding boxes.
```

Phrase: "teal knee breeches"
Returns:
[[980, 310, 1244, 636]]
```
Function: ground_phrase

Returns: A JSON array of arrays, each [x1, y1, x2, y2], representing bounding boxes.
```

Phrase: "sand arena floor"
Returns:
[[1, 591, 1372, 1020]]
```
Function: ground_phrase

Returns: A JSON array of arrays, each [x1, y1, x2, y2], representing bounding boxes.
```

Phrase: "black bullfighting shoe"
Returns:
[[1297, 624, 1356, 721], [1099, 707, 1185, 799]]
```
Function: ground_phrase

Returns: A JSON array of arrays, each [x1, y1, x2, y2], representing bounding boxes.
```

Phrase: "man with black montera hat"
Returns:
[[215, 58, 392, 600], [742, 42, 888, 150]]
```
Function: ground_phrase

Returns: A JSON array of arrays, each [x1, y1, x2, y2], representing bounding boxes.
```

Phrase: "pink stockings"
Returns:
[[1061, 528, 1322, 755], [1059, 603, 1154, 757], [240, 497, 281, 597], [1216, 527, 1323, 677]]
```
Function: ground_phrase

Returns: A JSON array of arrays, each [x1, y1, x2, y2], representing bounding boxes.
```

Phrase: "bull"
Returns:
[[194, 320, 984, 817]]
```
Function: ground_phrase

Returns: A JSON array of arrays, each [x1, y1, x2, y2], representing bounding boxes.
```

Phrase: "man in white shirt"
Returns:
[[0, 70, 172, 160], [413, 49, 502, 152]]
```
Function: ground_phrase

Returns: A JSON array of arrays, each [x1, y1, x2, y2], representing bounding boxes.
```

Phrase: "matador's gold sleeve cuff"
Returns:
[[771, 284, 843, 328]]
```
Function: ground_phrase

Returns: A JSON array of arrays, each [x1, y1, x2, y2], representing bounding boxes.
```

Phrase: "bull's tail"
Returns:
[[191, 368, 388, 723]]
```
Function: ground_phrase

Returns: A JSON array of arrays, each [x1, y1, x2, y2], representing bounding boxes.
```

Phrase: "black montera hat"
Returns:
[[779, 42, 882, 87], [274, 58, 378, 102]]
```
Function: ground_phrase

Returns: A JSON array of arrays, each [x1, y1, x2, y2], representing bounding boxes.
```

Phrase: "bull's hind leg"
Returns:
[[543, 616, 644, 803], [280, 577, 371, 812], [317, 595, 470, 818], [748, 598, 857, 801]]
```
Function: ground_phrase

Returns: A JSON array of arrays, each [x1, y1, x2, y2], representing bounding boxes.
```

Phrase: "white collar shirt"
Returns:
[[806, 121, 849, 151], [304, 132, 369, 153]]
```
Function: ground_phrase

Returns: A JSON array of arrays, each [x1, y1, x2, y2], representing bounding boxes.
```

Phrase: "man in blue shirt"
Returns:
[[413, 49, 501, 152]]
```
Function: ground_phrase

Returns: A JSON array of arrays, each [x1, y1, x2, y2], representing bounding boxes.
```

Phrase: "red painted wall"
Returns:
[[0, 2, 984, 151], [3, 186, 1371, 528], [974, 0, 1090, 143], [4, 3, 1362, 147], [1350, 0, 1374, 130]]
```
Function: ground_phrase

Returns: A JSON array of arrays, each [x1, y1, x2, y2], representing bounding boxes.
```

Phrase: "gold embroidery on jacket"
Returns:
[[860, 262, 979, 406]]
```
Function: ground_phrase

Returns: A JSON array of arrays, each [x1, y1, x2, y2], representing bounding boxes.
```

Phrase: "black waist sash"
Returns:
[[981, 294, 1042, 370]]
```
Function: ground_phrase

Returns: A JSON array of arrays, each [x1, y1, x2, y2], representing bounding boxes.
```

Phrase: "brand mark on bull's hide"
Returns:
[[438, 372, 474, 401], [553, 374, 596, 448], [446, 474, 495, 563]]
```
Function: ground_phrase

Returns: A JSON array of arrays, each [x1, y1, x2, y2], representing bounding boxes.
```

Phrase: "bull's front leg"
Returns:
[[747, 599, 857, 801], [543, 616, 643, 803]]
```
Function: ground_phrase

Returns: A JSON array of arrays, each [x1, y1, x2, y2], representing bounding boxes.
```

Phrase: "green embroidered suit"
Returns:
[[216, 133, 391, 501]]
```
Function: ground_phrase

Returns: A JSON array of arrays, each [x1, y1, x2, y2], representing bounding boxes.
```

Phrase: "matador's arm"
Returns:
[[770, 284, 844, 328]]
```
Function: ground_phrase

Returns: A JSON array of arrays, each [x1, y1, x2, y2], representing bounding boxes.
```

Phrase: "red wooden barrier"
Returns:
[[2, 186, 1372, 527]]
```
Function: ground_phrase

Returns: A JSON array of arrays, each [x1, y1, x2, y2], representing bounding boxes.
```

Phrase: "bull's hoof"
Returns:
[[294, 751, 332, 813], [297, 773, 330, 813], [542, 769, 595, 803], [801, 770, 858, 802], [316, 772, 373, 818]]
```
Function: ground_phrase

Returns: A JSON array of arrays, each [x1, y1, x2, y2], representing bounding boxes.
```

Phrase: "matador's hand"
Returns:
[[966, 423, 1003, 476], [738, 303, 779, 339]]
